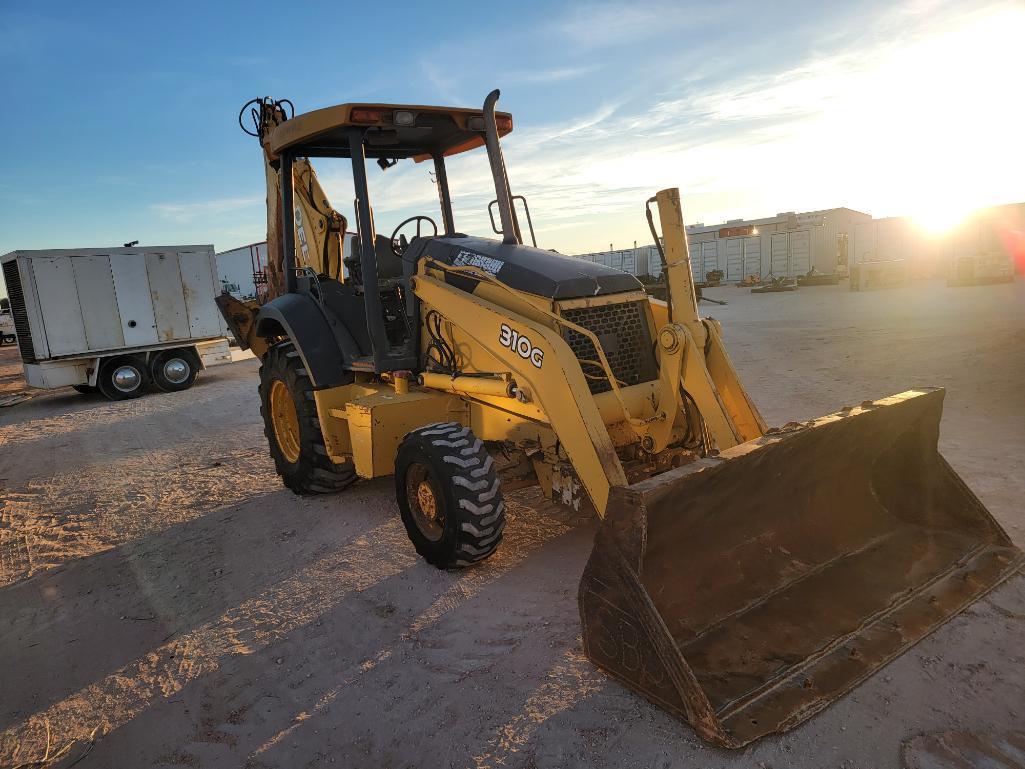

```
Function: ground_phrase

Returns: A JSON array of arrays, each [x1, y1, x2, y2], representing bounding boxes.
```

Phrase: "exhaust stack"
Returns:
[[483, 89, 522, 246]]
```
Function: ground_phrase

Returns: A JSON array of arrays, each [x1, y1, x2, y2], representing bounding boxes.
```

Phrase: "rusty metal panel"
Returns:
[[144, 252, 190, 342], [178, 249, 222, 338], [110, 252, 159, 346], [579, 388, 1023, 748]]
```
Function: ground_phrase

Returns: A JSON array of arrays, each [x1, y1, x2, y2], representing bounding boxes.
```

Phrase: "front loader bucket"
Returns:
[[579, 388, 1023, 748]]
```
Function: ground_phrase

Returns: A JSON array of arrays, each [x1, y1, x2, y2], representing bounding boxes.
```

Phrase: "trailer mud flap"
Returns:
[[578, 388, 1023, 748]]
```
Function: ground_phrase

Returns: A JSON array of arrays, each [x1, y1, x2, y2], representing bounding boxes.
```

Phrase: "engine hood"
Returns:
[[422, 235, 642, 300]]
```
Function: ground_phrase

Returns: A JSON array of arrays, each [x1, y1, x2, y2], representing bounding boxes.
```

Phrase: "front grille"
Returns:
[[561, 300, 658, 395], [2, 260, 35, 362]]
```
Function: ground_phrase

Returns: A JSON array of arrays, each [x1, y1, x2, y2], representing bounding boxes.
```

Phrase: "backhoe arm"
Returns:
[[243, 97, 348, 300]]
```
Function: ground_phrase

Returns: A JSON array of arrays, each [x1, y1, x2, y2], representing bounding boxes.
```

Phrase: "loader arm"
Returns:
[[652, 187, 767, 445], [413, 272, 628, 514]]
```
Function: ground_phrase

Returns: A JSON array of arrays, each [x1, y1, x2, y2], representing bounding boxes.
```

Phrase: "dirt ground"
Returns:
[[1, 278, 1023, 769]]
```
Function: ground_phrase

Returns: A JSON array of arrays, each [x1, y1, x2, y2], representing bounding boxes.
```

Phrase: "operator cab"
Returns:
[[266, 91, 642, 375]]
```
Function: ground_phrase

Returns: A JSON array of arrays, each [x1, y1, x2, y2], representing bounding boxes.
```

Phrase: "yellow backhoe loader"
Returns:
[[217, 91, 1022, 748]]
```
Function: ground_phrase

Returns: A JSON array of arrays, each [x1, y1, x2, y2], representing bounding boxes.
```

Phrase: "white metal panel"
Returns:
[[643, 247, 656, 276], [71, 254, 125, 351], [24, 360, 90, 388], [610, 252, 623, 270], [877, 219, 904, 262], [853, 221, 876, 264], [33, 256, 88, 356], [145, 252, 190, 342], [743, 237, 761, 277], [110, 253, 160, 346], [702, 242, 718, 278], [621, 253, 635, 274], [688, 241, 703, 282], [197, 337, 232, 368], [178, 250, 221, 338], [789, 230, 811, 275], [770, 233, 789, 276], [725, 239, 744, 281]]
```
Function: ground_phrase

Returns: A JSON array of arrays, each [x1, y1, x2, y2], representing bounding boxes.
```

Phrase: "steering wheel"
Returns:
[[390, 216, 438, 257]]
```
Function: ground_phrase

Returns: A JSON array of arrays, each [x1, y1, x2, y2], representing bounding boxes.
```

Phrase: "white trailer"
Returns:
[[1, 245, 232, 400]]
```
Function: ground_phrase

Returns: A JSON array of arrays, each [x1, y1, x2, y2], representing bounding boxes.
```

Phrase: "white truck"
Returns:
[[1, 245, 232, 399]]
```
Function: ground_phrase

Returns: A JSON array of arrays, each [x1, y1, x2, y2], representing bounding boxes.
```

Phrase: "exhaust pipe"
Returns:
[[483, 89, 522, 246]]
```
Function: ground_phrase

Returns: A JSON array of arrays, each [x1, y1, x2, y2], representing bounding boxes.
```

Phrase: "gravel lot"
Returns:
[[1, 278, 1022, 768]]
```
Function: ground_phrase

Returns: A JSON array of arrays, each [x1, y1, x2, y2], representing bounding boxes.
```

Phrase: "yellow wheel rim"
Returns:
[[406, 462, 444, 541], [269, 379, 301, 464]]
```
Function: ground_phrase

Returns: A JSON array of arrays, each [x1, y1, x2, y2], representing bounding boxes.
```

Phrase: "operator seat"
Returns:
[[345, 234, 406, 282]]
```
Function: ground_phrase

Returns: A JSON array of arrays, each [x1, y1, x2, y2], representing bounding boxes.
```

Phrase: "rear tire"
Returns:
[[151, 348, 199, 392], [258, 341, 356, 495], [97, 356, 150, 400], [395, 423, 505, 568]]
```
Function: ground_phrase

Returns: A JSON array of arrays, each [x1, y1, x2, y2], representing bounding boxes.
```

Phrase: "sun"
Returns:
[[806, 5, 1025, 226], [908, 198, 973, 236]]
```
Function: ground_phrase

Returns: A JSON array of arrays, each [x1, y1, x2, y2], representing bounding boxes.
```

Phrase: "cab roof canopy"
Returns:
[[269, 103, 513, 163]]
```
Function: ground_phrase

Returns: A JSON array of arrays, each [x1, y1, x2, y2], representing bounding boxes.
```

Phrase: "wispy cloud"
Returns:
[[544, 2, 712, 49], [421, 59, 464, 104], [504, 65, 598, 83], [323, 0, 1022, 254], [150, 196, 262, 223]]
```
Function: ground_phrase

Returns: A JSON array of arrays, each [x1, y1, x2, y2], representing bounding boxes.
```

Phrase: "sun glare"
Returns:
[[910, 200, 972, 235], [793, 5, 1024, 229]]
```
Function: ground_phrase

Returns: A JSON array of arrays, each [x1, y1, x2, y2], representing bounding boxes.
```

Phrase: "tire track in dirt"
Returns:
[[0, 374, 252, 450], [0, 442, 280, 587], [0, 518, 417, 766], [248, 491, 586, 760], [471, 648, 605, 769]]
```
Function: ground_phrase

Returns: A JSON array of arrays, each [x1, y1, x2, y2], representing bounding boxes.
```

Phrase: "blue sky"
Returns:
[[1, 0, 1022, 295]]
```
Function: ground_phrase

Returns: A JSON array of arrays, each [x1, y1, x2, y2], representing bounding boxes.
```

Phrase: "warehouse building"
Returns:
[[573, 207, 871, 282], [853, 202, 1025, 277], [572, 244, 661, 279], [684, 208, 871, 282]]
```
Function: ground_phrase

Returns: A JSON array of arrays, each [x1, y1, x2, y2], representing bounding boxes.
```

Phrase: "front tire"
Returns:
[[97, 356, 150, 400], [395, 423, 505, 568], [258, 342, 356, 495]]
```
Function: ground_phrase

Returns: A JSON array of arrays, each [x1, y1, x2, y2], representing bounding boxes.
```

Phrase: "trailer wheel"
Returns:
[[97, 355, 151, 400], [258, 341, 356, 495], [395, 423, 505, 568], [151, 348, 199, 392]]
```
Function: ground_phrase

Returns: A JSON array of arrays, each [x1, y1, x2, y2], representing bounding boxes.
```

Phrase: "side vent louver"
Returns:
[[2, 260, 35, 362]]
